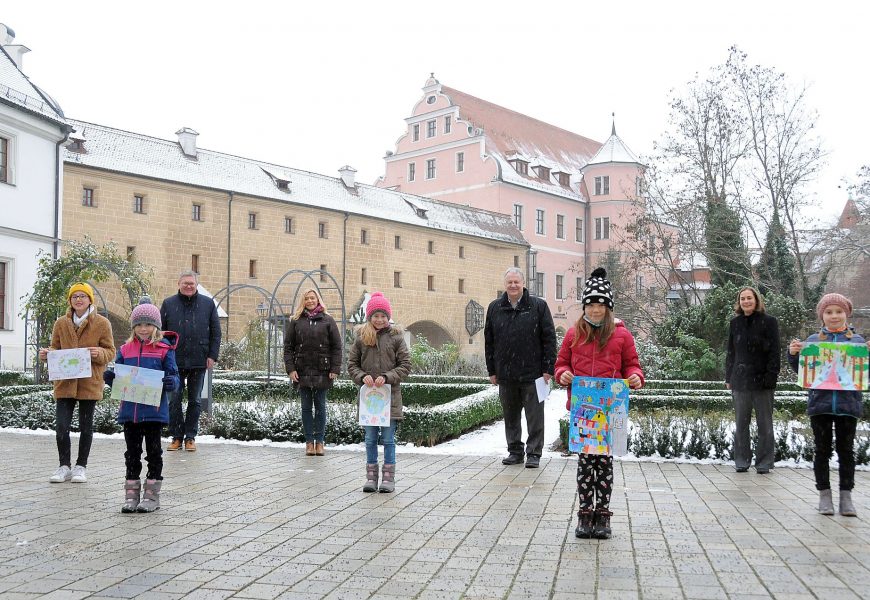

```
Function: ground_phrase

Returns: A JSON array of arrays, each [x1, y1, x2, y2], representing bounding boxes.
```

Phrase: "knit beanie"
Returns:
[[581, 267, 614, 310], [366, 292, 392, 320], [67, 282, 95, 304], [130, 296, 162, 328], [816, 293, 852, 320]]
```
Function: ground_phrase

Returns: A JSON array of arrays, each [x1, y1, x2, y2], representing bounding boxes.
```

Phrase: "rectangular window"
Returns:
[[318, 221, 328, 239], [394, 235, 401, 250], [82, 188, 94, 207], [594, 176, 610, 195], [444, 115, 452, 134], [408, 162, 416, 182], [284, 217, 294, 234], [191, 254, 199, 273], [456, 151, 464, 173], [536, 209, 545, 235], [320, 264, 327, 283], [577, 277, 584, 301], [595, 217, 610, 240], [575, 218, 584, 243], [0, 261, 5, 329], [394, 271, 401, 288], [427, 120, 436, 138], [133, 195, 144, 214], [412, 124, 420, 141], [514, 255, 520, 268], [458, 278, 465, 294], [556, 275, 563, 300], [0, 137, 8, 183], [529, 252, 537, 294], [192, 203, 202, 221], [249, 259, 257, 279], [558, 172, 570, 186], [635, 274, 644, 296], [248, 212, 257, 229], [648, 286, 657, 307], [361, 229, 369, 245], [513, 160, 528, 175], [535, 272, 545, 299], [428, 275, 435, 291], [513, 204, 523, 231], [426, 158, 436, 179], [361, 267, 367, 285], [126, 246, 135, 262], [556, 214, 565, 239], [458, 246, 465, 259], [536, 166, 550, 181], [427, 240, 435, 254]]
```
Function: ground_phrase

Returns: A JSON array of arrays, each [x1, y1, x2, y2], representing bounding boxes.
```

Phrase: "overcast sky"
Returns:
[[5, 1, 867, 225]]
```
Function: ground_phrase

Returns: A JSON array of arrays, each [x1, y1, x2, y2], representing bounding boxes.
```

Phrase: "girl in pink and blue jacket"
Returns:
[[104, 297, 179, 514]]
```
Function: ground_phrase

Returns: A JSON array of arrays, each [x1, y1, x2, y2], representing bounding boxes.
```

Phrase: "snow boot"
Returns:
[[363, 463, 379, 493], [575, 509, 594, 539], [840, 490, 857, 517], [379, 464, 395, 493], [137, 479, 161, 512], [121, 480, 141, 513], [592, 509, 613, 539], [818, 489, 834, 515]]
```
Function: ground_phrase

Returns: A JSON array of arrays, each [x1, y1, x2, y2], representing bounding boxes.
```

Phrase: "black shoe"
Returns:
[[502, 453, 524, 465], [575, 509, 594, 538], [592, 509, 612, 539], [756, 468, 770, 474], [735, 467, 749, 473], [525, 455, 540, 468]]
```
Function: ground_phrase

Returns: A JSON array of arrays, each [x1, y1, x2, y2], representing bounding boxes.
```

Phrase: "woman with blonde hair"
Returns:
[[283, 288, 342, 456]]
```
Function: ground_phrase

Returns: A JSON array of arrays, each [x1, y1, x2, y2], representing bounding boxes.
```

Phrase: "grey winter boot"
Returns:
[[839, 490, 857, 517], [137, 479, 161, 512], [363, 463, 379, 493], [818, 489, 834, 515], [121, 480, 141, 514], [379, 464, 395, 493]]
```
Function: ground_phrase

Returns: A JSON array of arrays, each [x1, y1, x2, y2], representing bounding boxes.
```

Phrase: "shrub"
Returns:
[[0, 371, 34, 386], [408, 336, 487, 376], [401, 387, 501, 446]]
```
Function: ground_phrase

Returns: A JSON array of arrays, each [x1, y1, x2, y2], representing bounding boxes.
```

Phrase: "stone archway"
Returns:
[[406, 320, 455, 348]]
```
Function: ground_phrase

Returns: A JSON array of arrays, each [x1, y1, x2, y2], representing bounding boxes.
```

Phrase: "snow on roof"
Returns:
[[585, 131, 642, 166], [0, 46, 65, 125], [63, 119, 527, 246], [440, 85, 601, 200]]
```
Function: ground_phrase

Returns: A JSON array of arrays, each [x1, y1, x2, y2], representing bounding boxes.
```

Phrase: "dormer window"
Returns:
[[511, 160, 528, 175], [261, 167, 292, 193], [557, 172, 571, 187], [535, 166, 551, 181]]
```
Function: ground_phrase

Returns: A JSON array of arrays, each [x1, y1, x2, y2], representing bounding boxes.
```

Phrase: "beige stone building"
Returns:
[[61, 120, 527, 359]]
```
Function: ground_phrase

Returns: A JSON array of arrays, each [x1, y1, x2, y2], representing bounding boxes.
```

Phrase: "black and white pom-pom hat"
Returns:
[[581, 267, 614, 309]]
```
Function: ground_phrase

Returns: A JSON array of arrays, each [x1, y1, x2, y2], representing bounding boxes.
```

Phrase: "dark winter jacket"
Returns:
[[160, 291, 221, 369], [787, 327, 865, 418], [484, 288, 557, 384], [283, 310, 342, 390], [347, 326, 412, 421], [111, 332, 180, 424], [555, 319, 645, 409], [725, 311, 781, 391]]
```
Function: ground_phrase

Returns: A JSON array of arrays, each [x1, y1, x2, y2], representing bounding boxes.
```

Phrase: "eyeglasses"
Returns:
[[180, 282, 197, 287], [70, 294, 90, 301]]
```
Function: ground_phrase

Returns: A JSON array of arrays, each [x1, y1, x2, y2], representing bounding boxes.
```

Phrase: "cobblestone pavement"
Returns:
[[1, 431, 868, 599]]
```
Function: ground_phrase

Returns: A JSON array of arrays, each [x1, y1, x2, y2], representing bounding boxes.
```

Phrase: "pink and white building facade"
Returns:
[[377, 75, 650, 329]]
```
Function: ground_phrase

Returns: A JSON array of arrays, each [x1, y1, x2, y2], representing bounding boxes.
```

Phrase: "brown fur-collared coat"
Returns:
[[47, 309, 116, 400]]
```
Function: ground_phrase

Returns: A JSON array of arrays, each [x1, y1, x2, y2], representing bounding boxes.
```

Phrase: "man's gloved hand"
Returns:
[[162, 376, 177, 392], [103, 370, 116, 387]]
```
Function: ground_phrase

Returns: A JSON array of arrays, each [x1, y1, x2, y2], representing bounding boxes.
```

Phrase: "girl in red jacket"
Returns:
[[555, 268, 644, 539]]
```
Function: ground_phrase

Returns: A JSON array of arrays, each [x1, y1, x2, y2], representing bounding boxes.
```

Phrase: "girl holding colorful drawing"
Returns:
[[554, 268, 644, 539], [788, 292, 868, 517], [347, 292, 411, 493], [104, 297, 179, 513]]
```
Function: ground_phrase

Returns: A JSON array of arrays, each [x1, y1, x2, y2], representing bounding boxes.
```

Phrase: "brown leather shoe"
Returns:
[[167, 439, 183, 451], [315, 442, 324, 456], [184, 439, 197, 452], [305, 442, 315, 456]]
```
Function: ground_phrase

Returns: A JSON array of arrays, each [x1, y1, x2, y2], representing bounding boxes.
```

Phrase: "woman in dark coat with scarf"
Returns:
[[283, 288, 342, 456], [725, 286, 781, 474]]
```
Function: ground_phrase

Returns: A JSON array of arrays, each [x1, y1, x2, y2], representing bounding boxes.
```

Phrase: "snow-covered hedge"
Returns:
[[0, 384, 51, 399], [0, 370, 33, 386], [401, 387, 501, 446], [643, 379, 803, 392]]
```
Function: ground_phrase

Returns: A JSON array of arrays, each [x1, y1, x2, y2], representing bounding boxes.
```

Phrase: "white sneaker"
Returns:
[[49, 466, 72, 483], [70, 465, 87, 483]]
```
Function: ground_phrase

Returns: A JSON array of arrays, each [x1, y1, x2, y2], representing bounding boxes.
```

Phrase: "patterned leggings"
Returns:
[[576, 453, 614, 511]]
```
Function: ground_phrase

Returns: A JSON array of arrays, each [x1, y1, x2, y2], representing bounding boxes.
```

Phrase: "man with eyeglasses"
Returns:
[[160, 270, 221, 452]]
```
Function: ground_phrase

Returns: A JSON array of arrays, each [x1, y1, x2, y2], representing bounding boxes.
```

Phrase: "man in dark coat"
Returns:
[[484, 267, 557, 468], [160, 270, 221, 452]]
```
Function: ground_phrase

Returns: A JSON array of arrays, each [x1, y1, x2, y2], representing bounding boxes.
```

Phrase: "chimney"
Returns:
[[0, 23, 30, 70], [339, 165, 357, 189], [176, 127, 199, 158]]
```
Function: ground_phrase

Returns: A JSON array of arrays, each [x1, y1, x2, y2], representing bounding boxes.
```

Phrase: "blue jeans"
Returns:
[[364, 419, 397, 465], [169, 368, 205, 441], [299, 387, 327, 443]]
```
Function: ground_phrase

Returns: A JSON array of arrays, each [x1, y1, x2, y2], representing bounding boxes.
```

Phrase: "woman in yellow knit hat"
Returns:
[[38, 282, 115, 483]]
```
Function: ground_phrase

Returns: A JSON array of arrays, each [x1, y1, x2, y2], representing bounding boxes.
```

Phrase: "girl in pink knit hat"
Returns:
[[788, 292, 870, 517]]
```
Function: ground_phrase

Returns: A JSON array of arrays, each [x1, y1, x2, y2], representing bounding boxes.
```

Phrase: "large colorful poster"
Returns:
[[110, 364, 164, 406], [569, 376, 630, 456], [798, 342, 869, 391], [358, 384, 392, 426], [47, 348, 92, 381]]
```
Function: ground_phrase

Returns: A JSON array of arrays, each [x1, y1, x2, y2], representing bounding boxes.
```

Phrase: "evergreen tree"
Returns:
[[756, 206, 797, 297], [704, 197, 752, 287]]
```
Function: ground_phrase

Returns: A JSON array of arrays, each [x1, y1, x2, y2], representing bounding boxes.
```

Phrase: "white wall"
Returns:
[[0, 236, 51, 368]]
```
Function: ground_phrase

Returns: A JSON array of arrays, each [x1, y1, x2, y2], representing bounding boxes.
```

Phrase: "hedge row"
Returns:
[[0, 371, 33, 386], [0, 384, 51, 399], [642, 379, 804, 392], [212, 371, 491, 385]]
